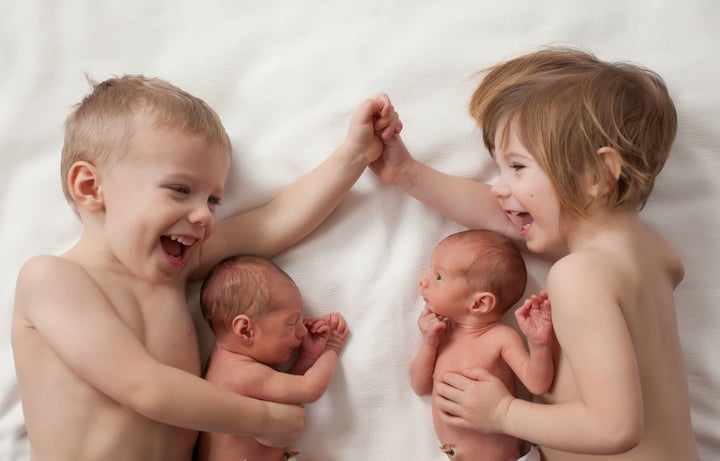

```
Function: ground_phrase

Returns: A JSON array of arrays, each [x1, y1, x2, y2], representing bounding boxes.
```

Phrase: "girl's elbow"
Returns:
[[595, 415, 642, 454]]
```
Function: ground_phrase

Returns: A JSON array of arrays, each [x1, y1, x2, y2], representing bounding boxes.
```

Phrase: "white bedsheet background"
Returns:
[[1, 1, 719, 460]]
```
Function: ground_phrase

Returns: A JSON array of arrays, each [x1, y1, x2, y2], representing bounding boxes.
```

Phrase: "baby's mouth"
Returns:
[[161, 235, 198, 260]]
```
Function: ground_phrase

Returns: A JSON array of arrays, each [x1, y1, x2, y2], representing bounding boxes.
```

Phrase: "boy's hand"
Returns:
[[346, 94, 402, 164], [418, 308, 447, 348], [254, 401, 305, 447], [515, 290, 553, 346], [322, 312, 349, 354]]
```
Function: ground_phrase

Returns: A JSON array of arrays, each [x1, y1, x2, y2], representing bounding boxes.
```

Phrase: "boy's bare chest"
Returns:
[[102, 279, 200, 373]]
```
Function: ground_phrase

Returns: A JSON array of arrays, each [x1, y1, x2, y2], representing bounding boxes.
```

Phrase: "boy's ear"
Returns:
[[590, 147, 623, 197], [469, 291, 496, 315], [231, 315, 254, 343], [67, 161, 104, 212]]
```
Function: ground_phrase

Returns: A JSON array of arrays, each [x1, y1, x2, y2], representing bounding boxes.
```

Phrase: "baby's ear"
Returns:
[[469, 291, 496, 315], [590, 147, 623, 197], [231, 315, 254, 343], [67, 161, 104, 212]]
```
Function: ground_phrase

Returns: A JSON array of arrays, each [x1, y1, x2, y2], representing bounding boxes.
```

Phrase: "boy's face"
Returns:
[[490, 120, 564, 255], [99, 126, 230, 283], [251, 277, 307, 365], [419, 242, 474, 319]]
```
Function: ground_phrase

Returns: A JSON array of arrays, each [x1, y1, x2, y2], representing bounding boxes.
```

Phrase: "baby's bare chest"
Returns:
[[434, 336, 503, 381]]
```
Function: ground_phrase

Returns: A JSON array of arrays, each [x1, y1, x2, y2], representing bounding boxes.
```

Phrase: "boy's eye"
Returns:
[[168, 185, 190, 194]]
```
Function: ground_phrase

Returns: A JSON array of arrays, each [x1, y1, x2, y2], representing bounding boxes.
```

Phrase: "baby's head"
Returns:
[[470, 47, 677, 217], [436, 230, 527, 316], [61, 75, 232, 213], [200, 255, 300, 339]]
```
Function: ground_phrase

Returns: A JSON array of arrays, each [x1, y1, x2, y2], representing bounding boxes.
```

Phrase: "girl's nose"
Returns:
[[490, 175, 509, 198]]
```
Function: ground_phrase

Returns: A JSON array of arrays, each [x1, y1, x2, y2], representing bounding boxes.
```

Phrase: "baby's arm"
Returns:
[[369, 133, 519, 240], [510, 291, 554, 394], [409, 308, 447, 396], [195, 95, 402, 278], [13, 256, 303, 447], [253, 313, 350, 404]]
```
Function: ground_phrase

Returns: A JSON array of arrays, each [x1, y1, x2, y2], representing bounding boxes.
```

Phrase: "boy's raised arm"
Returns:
[[195, 95, 401, 279]]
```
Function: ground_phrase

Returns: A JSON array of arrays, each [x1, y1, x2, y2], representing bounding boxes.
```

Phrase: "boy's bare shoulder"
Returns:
[[15, 255, 97, 314]]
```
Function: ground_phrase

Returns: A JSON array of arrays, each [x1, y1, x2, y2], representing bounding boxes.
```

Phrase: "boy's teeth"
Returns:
[[169, 235, 195, 246]]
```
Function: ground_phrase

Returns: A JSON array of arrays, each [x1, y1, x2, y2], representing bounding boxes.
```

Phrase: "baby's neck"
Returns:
[[447, 316, 500, 337]]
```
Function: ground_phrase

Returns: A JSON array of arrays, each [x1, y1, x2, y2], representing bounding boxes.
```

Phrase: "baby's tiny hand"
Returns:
[[418, 308, 447, 347], [323, 312, 349, 354], [515, 291, 553, 344]]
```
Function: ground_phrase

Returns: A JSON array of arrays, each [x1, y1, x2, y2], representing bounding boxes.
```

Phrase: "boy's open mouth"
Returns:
[[161, 235, 197, 260]]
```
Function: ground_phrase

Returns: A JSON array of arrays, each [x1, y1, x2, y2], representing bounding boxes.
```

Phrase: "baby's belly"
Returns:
[[431, 391, 520, 461]]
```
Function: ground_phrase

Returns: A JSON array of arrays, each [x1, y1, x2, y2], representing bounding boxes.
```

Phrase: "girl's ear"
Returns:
[[231, 315, 254, 343], [67, 161, 104, 212], [590, 147, 623, 198], [469, 291, 496, 315]]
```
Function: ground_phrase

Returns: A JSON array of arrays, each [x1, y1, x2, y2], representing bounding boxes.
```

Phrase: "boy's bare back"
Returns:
[[540, 212, 695, 460]]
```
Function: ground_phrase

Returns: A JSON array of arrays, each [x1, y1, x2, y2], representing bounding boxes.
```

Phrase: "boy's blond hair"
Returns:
[[200, 256, 295, 337], [440, 230, 527, 315], [61, 75, 232, 208], [470, 47, 677, 216]]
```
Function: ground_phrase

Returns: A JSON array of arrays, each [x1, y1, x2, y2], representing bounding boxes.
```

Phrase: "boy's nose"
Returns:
[[188, 203, 214, 228]]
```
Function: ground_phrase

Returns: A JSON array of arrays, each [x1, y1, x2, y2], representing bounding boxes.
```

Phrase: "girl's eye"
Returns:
[[510, 162, 525, 172]]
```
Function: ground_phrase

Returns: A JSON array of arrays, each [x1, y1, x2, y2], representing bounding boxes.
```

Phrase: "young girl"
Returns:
[[371, 47, 699, 460]]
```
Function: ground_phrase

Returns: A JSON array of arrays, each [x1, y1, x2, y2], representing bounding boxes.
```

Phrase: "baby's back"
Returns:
[[198, 351, 287, 461]]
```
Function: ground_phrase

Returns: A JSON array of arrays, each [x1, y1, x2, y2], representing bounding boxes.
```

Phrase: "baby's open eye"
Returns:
[[435, 273, 442, 281]]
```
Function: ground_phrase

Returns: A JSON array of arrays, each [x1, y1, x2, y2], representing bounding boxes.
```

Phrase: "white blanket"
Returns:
[[1, 1, 719, 460]]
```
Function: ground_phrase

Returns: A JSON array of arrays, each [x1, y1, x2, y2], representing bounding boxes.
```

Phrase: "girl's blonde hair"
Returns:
[[470, 47, 677, 216]]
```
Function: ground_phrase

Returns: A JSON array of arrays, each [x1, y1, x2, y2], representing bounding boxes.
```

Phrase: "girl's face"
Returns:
[[99, 126, 230, 284], [490, 121, 565, 255]]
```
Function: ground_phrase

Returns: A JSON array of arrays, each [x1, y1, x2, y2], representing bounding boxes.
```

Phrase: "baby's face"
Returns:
[[252, 277, 307, 364], [99, 126, 230, 283], [419, 243, 473, 319]]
